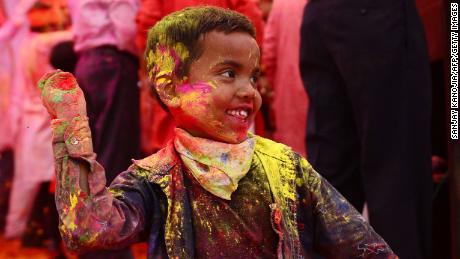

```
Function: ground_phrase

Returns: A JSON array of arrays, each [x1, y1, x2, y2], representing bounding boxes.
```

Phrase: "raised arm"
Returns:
[[38, 71, 149, 252]]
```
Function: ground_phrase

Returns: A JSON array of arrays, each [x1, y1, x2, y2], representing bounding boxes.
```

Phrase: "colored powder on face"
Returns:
[[176, 81, 213, 94], [208, 81, 218, 89], [149, 48, 176, 80], [147, 43, 190, 83], [174, 42, 190, 62], [156, 77, 172, 85]]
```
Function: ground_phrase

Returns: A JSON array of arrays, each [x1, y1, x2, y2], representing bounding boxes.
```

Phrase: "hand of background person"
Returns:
[[38, 70, 87, 120]]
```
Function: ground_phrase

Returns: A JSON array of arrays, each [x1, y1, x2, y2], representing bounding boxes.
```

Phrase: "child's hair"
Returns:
[[145, 6, 256, 105]]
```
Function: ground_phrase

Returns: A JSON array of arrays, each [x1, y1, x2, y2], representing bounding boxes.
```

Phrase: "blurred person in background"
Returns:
[[299, 0, 432, 257], [0, 0, 71, 243], [262, 0, 308, 157]]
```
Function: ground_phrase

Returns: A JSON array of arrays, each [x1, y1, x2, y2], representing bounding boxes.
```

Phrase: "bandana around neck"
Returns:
[[174, 128, 255, 200]]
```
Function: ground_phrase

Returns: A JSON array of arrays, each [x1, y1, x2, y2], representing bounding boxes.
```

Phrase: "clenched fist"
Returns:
[[38, 70, 87, 120]]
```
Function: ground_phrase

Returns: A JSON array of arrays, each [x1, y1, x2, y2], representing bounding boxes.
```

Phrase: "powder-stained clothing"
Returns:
[[183, 161, 278, 258], [51, 116, 397, 258], [67, 0, 139, 55]]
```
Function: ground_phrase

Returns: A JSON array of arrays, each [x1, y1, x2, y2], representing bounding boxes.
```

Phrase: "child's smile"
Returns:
[[172, 31, 262, 144]]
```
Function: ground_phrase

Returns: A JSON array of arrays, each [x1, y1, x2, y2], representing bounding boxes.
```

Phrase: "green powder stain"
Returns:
[[53, 92, 63, 103], [54, 121, 69, 135]]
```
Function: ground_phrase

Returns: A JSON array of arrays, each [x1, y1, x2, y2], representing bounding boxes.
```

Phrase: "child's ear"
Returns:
[[155, 74, 180, 108]]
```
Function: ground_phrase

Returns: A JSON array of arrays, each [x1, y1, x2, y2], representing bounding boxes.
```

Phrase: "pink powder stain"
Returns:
[[176, 81, 213, 94], [157, 45, 183, 74]]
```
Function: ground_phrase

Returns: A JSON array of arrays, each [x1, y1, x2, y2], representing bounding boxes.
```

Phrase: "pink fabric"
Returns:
[[0, 5, 33, 237], [262, 0, 309, 157], [0, 0, 72, 236], [5, 30, 72, 238], [67, 0, 139, 55], [0, 0, 35, 151]]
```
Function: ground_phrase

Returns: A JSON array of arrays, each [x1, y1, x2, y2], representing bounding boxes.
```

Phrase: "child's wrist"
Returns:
[[51, 116, 91, 151]]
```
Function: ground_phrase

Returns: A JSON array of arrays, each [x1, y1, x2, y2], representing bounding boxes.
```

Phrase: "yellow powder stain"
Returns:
[[109, 188, 125, 198], [156, 77, 172, 85], [70, 192, 78, 210], [135, 168, 151, 179], [153, 51, 176, 78], [147, 43, 190, 84], [173, 42, 189, 62], [147, 50, 155, 74], [208, 80, 218, 89], [180, 91, 204, 105], [62, 191, 80, 232], [83, 231, 101, 245]]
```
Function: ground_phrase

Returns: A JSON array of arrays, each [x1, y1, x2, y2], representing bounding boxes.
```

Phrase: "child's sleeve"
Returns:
[[297, 157, 398, 258], [51, 116, 153, 252]]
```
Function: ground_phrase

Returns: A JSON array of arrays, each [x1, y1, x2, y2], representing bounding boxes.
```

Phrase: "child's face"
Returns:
[[172, 31, 262, 144]]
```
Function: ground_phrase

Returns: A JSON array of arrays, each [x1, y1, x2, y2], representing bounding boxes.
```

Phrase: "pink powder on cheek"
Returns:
[[176, 81, 213, 94]]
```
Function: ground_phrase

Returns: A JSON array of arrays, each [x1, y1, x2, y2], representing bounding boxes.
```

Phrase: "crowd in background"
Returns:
[[0, 0, 434, 258]]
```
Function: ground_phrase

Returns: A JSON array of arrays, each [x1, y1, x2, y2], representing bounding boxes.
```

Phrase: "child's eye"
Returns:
[[250, 75, 259, 85], [221, 70, 236, 78]]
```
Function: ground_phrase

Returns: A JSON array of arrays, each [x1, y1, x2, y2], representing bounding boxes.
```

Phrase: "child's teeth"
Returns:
[[228, 109, 248, 118]]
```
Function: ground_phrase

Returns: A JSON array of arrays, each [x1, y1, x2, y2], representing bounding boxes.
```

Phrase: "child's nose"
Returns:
[[236, 81, 257, 99], [236, 86, 256, 100]]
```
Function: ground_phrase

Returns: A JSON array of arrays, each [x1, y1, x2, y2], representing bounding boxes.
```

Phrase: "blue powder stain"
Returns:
[[220, 153, 229, 163]]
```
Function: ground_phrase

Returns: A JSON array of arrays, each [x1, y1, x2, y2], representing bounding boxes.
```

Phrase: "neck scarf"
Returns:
[[174, 128, 255, 200]]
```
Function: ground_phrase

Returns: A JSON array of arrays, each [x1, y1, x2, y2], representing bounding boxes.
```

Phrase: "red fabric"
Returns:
[[136, 0, 265, 155], [136, 0, 264, 53]]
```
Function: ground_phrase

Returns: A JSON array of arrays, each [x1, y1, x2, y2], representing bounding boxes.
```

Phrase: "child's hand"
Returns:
[[38, 70, 87, 120]]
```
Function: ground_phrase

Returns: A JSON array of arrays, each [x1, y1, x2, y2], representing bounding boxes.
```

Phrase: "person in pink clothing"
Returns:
[[135, 0, 265, 155], [0, 0, 71, 239], [262, 0, 309, 157]]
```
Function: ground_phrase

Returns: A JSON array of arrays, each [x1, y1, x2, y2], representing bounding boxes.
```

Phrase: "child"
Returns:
[[38, 6, 397, 258]]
